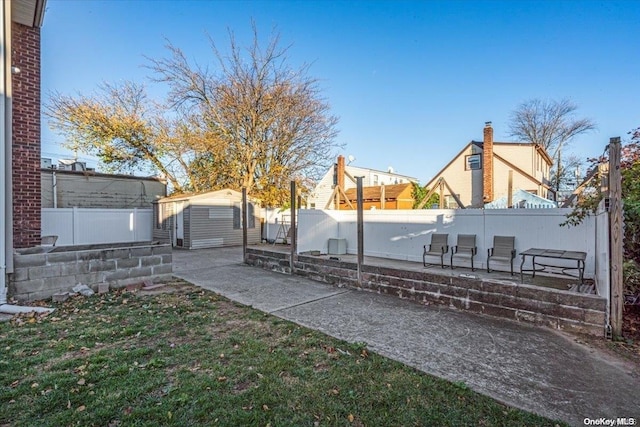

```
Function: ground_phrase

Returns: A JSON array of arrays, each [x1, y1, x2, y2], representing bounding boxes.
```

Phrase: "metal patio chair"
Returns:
[[487, 235, 516, 275], [450, 234, 477, 271], [423, 233, 449, 268]]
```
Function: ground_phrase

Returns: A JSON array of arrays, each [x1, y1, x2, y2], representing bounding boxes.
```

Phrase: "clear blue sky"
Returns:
[[40, 0, 640, 183]]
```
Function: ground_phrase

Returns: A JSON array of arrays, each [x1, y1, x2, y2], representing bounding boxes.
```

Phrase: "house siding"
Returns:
[[428, 144, 481, 208], [310, 165, 417, 209], [188, 203, 260, 248], [12, 22, 41, 248], [153, 190, 261, 249], [183, 204, 191, 249], [427, 139, 553, 208], [152, 202, 173, 243]]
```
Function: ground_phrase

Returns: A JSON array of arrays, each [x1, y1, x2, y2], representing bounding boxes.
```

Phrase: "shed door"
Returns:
[[175, 201, 185, 247]]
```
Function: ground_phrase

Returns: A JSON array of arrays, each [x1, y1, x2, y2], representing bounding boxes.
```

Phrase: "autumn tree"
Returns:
[[46, 81, 199, 193], [563, 127, 640, 296], [46, 25, 341, 206], [508, 98, 596, 195], [146, 25, 340, 206]]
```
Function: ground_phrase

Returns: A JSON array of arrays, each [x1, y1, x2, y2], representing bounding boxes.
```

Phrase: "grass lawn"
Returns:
[[0, 279, 564, 427]]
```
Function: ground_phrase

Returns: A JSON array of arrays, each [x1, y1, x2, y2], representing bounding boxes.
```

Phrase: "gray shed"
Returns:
[[153, 189, 261, 249]]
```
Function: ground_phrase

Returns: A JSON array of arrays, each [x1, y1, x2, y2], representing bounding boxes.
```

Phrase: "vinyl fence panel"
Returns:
[[42, 208, 152, 246]]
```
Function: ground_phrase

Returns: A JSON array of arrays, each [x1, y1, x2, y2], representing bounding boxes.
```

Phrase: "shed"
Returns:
[[153, 189, 261, 249]]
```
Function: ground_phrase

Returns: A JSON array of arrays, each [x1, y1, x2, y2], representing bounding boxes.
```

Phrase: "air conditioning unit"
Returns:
[[41, 158, 52, 168], [328, 238, 347, 255]]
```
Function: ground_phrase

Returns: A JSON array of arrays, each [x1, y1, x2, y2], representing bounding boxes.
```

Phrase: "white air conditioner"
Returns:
[[328, 238, 347, 255]]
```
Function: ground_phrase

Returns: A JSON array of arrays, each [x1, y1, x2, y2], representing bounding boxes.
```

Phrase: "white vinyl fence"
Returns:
[[297, 208, 606, 283], [262, 207, 291, 243], [42, 208, 152, 246]]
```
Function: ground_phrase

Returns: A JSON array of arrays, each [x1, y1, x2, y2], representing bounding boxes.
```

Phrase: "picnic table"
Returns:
[[519, 248, 586, 284]]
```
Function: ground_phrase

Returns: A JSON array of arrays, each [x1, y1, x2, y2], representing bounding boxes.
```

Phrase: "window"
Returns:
[[444, 195, 460, 209], [465, 154, 482, 170], [373, 174, 379, 185], [233, 202, 256, 229]]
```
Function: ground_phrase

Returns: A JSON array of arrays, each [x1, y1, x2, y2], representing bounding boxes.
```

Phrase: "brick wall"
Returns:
[[246, 248, 606, 336], [12, 22, 42, 248]]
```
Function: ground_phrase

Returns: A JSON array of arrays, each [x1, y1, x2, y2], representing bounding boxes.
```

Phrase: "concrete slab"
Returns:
[[172, 246, 640, 426]]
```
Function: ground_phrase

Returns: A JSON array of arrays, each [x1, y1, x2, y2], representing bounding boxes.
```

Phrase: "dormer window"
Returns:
[[465, 154, 482, 170]]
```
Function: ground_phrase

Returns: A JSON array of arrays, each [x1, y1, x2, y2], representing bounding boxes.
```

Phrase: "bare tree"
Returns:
[[146, 24, 341, 206], [508, 98, 596, 195], [46, 25, 340, 205]]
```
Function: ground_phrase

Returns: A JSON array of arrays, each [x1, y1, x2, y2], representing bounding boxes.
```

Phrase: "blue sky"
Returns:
[[41, 0, 640, 183]]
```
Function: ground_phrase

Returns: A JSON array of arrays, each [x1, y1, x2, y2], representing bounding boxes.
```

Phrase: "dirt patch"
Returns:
[[568, 305, 640, 375]]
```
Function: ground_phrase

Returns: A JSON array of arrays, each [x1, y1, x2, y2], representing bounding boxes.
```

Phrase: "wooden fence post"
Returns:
[[356, 176, 364, 286], [290, 181, 297, 272], [242, 188, 247, 264], [608, 137, 623, 337]]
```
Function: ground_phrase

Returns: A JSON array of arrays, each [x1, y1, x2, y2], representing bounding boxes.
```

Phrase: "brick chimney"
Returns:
[[337, 155, 345, 190], [483, 122, 494, 203]]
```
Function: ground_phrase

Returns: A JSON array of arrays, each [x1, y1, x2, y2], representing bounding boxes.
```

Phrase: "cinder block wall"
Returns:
[[246, 248, 606, 336], [10, 243, 173, 302]]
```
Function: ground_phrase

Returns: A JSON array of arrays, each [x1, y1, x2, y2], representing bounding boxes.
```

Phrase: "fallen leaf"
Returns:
[[67, 400, 71, 409], [347, 413, 354, 422], [10, 380, 19, 388], [262, 404, 269, 411], [31, 382, 39, 388], [76, 405, 86, 412], [77, 378, 86, 386], [217, 376, 227, 382]]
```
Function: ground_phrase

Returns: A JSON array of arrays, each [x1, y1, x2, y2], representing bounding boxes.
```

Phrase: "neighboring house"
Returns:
[[425, 122, 554, 208], [309, 155, 418, 209], [153, 189, 261, 249], [2, 0, 46, 250], [41, 167, 167, 209], [340, 183, 415, 210]]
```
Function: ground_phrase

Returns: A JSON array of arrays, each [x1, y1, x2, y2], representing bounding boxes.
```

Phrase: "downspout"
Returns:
[[0, 2, 51, 314], [1, 0, 10, 306]]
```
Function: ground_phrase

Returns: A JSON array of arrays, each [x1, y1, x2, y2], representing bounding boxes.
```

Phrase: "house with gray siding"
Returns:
[[153, 189, 261, 249]]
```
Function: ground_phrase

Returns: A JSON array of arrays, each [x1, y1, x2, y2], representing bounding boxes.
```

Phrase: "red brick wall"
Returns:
[[482, 122, 494, 203], [11, 22, 41, 248]]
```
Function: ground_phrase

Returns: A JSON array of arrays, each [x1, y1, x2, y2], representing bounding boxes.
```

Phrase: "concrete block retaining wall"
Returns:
[[10, 242, 173, 302], [246, 248, 606, 336]]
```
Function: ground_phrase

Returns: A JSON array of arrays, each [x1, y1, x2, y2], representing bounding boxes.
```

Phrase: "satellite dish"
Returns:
[[347, 155, 355, 165]]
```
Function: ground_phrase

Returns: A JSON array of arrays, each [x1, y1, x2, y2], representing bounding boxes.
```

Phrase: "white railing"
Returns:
[[42, 208, 152, 246]]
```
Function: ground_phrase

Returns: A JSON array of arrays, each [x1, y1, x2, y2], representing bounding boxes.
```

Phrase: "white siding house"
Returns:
[[309, 160, 418, 209]]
